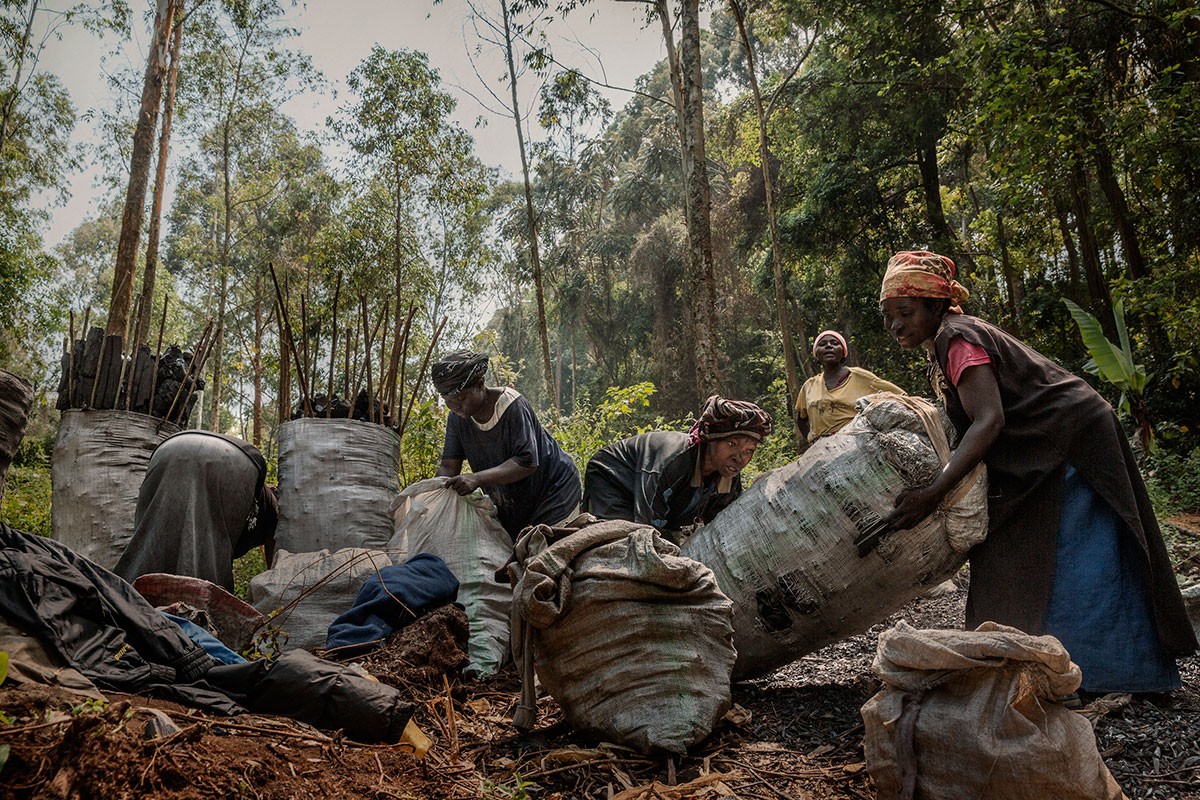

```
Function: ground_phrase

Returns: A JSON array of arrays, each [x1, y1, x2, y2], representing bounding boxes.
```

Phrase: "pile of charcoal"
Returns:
[[56, 326, 207, 425]]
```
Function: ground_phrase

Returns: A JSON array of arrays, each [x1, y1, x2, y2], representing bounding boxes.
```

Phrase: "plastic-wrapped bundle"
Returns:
[[388, 478, 513, 678], [681, 394, 987, 680], [511, 519, 735, 755], [275, 418, 400, 554], [51, 410, 179, 569]]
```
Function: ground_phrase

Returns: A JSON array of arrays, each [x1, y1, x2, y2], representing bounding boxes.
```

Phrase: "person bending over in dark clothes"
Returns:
[[583, 395, 773, 539], [432, 350, 581, 540], [878, 249, 1196, 694], [115, 430, 278, 593]]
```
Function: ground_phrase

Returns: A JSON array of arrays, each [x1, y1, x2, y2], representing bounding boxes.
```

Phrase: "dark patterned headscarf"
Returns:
[[687, 395, 774, 445], [879, 250, 969, 313], [431, 351, 490, 395]]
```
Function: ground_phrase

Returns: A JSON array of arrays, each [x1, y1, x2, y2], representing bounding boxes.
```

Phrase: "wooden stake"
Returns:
[[327, 272, 341, 417], [268, 263, 312, 416], [165, 319, 212, 424], [401, 315, 447, 437], [147, 292, 168, 418], [67, 310, 76, 407], [360, 294, 373, 425]]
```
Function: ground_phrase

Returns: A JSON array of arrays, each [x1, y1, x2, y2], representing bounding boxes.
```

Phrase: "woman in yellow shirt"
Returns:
[[794, 330, 905, 443]]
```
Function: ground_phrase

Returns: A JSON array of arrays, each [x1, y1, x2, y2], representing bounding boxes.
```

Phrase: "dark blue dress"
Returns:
[[442, 388, 581, 538]]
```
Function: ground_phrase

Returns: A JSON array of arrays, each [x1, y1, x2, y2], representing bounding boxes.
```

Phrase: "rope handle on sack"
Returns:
[[512, 619, 537, 731]]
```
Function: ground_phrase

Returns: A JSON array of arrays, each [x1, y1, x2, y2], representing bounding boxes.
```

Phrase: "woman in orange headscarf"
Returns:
[[879, 250, 1195, 695]]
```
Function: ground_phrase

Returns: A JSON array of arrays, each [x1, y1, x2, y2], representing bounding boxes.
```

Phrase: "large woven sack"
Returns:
[[861, 621, 1127, 800], [511, 518, 735, 755], [275, 418, 400, 554], [681, 394, 987, 680], [51, 409, 179, 569], [388, 478, 512, 678], [249, 547, 392, 652], [0, 369, 33, 504]]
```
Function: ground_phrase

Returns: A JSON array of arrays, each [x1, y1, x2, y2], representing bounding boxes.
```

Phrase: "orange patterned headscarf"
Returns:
[[879, 250, 969, 313]]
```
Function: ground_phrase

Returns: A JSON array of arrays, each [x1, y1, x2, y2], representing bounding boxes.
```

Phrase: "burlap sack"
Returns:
[[511, 518, 735, 755], [861, 621, 1127, 800], [682, 394, 987, 680], [388, 478, 512, 678]]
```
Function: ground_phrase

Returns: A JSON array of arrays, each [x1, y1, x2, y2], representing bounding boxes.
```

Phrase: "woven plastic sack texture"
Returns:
[[276, 418, 400, 554], [388, 478, 512, 678], [512, 519, 735, 755], [51, 409, 179, 569], [861, 621, 1127, 800], [249, 547, 392, 652], [681, 394, 987, 680]]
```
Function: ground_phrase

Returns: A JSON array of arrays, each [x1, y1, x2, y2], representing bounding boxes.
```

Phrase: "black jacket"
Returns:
[[0, 524, 413, 742]]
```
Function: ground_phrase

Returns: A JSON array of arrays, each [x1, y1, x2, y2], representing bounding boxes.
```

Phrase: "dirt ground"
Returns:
[[2, 527, 1199, 800]]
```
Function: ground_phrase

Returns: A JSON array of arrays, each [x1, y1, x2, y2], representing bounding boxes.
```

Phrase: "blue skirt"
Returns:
[[1043, 465, 1180, 693]]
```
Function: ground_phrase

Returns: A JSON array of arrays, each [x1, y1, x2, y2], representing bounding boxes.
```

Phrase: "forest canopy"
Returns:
[[3, 0, 1199, 473]]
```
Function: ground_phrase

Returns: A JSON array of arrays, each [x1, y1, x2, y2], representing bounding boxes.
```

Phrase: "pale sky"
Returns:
[[37, 0, 676, 246]]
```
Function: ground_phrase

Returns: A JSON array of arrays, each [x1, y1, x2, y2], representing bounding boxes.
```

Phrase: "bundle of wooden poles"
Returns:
[[55, 298, 217, 427], [270, 265, 446, 438]]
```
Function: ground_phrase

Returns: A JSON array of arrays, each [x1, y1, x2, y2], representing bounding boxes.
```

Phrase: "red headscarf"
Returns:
[[812, 330, 848, 359], [879, 250, 969, 313]]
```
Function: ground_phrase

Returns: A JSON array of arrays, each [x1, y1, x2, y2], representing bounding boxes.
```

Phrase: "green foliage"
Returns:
[[70, 697, 108, 716], [0, 650, 8, 686], [1147, 448, 1200, 516], [232, 546, 267, 600], [545, 382, 686, 471], [1064, 298, 1155, 453], [0, 461, 52, 538], [1063, 299, 1148, 398], [399, 397, 450, 487], [480, 772, 537, 800]]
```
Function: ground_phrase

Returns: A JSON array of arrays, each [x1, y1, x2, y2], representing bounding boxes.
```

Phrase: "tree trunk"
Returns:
[[729, 0, 801, 408], [915, 116, 969, 271], [1069, 164, 1117, 341], [995, 211, 1023, 330], [253, 274, 264, 448], [1052, 194, 1083, 303], [108, 0, 174, 339], [679, 0, 722, 398], [500, 0, 554, 403], [1087, 119, 1148, 281], [133, 0, 185, 349]]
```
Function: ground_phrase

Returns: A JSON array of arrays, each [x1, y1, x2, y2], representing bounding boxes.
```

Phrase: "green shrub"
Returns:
[[398, 396, 450, 486], [545, 382, 689, 473], [1147, 447, 1200, 516], [0, 459, 52, 537]]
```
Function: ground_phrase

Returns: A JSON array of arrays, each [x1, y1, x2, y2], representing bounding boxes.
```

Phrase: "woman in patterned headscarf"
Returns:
[[582, 395, 773, 537], [879, 250, 1196, 695], [432, 351, 581, 539]]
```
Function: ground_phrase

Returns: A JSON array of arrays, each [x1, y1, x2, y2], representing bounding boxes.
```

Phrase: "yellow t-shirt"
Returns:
[[794, 367, 905, 442]]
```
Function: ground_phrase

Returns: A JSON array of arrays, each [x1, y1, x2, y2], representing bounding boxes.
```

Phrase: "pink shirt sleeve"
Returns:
[[945, 338, 991, 385]]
